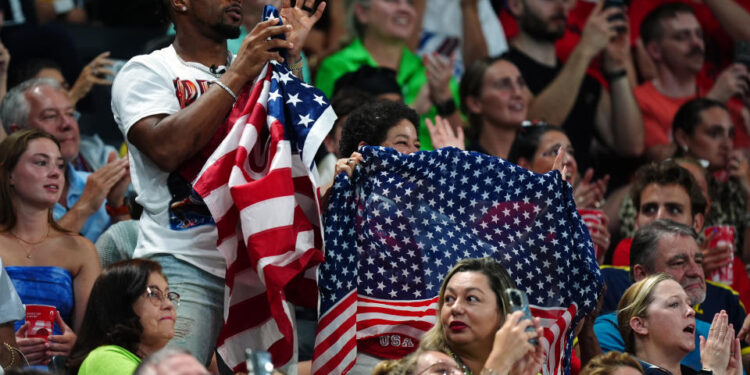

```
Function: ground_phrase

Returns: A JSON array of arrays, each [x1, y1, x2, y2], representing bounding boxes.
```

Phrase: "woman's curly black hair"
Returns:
[[339, 100, 419, 157], [66, 259, 165, 374]]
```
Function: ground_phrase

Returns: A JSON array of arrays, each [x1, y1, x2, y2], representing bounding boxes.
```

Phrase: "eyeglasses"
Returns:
[[540, 144, 575, 158], [417, 361, 465, 375], [145, 286, 180, 307]]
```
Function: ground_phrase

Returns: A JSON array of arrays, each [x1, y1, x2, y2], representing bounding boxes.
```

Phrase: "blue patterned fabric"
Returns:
[[6, 266, 74, 335]]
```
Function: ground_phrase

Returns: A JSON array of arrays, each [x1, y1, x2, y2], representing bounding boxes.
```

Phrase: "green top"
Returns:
[[78, 345, 141, 375], [315, 38, 459, 150]]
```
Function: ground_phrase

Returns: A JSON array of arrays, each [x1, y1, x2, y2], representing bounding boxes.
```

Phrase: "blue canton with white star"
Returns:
[[320, 146, 603, 372]]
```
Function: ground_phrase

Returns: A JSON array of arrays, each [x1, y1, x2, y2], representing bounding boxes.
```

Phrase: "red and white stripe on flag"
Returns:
[[193, 62, 327, 372]]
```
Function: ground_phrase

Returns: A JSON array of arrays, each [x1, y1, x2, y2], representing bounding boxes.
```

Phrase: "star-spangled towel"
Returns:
[[192, 6, 335, 371], [311, 146, 602, 375]]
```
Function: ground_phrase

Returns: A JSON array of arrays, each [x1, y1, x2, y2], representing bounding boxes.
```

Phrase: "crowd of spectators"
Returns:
[[3, 0, 750, 374]]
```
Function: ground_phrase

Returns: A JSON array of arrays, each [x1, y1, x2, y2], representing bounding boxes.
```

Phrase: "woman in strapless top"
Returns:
[[0, 129, 100, 365]]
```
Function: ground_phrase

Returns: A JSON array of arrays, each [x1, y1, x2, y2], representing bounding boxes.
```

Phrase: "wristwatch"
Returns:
[[435, 98, 456, 116]]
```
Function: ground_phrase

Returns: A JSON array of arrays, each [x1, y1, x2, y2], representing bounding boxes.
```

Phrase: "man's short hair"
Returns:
[[672, 97, 727, 138], [0, 77, 63, 134], [630, 159, 707, 219], [629, 219, 698, 280], [640, 2, 696, 45]]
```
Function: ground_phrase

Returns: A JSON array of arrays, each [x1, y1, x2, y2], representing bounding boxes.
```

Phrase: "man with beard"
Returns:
[[110, 0, 324, 367], [504, 0, 644, 173], [637, 3, 750, 162], [594, 219, 750, 369]]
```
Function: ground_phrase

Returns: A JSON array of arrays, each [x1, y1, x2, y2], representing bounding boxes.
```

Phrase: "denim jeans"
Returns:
[[148, 254, 224, 366]]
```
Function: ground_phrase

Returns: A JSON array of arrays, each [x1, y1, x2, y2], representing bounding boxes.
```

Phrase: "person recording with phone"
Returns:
[[419, 258, 545, 375]]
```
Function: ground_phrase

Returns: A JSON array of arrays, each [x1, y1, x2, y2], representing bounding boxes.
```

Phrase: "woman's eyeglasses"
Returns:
[[145, 286, 180, 307]]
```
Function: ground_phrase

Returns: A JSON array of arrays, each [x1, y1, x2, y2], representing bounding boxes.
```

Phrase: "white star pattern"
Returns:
[[286, 93, 302, 107], [298, 113, 314, 127], [319, 146, 602, 334]]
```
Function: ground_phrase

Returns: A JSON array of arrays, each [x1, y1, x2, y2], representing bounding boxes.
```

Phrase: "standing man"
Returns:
[[111, 0, 324, 366], [505, 0, 644, 172]]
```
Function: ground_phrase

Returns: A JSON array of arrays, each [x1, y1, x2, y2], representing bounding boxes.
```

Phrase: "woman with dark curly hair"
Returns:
[[331, 99, 421, 183], [66, 259, 178, 375]]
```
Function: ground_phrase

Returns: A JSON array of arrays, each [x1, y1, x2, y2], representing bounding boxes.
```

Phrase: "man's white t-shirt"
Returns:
[[111, 45, 233, 277]]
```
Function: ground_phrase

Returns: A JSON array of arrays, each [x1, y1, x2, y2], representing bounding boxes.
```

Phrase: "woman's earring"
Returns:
[[682, 144, 689, 153], [181, 5, 187, 11]]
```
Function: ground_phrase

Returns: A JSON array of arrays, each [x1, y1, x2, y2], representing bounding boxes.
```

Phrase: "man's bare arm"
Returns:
[[526, 4, 623, 126], [704, 0, 750, 42], [128, 20, 293, 172], [461, 0, 489, 69]]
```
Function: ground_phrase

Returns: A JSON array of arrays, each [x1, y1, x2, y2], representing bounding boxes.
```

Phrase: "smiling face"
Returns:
[[475, 60, 528, 128], [440, 271, 502, 351], [9, 138, 65, 208], [380, 119, 420, 154], [680, 106, 733, 171], [356, 0, 417, 42], [635, 279, 696, 355], [25, 85, 80, 162], [133, 272, 177, 355]]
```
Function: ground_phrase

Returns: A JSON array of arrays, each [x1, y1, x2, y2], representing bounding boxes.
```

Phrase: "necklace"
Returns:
[[9, 226, 50, 259], [447, 349, 472, 375], [175, 49, 232, 78]]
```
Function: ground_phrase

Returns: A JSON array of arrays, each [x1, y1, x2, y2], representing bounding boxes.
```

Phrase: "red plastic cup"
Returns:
[[579, 209, 605, 260], [704, 225, 735, 285], [25, 304, 56, 340]]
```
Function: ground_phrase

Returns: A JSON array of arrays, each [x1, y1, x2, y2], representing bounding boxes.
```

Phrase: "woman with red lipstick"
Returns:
[[0, 129, 100, 365], [66, 259, 178, 375], [420, 258, 545, 375], [617, 273, 741, 375]]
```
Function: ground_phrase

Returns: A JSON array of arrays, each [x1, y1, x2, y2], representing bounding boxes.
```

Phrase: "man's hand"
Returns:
[[424, 53, 454, 105], [579, 1, 627, 59], [77, 157, 129, 215], [104, 152, 131, 209], [69, 52, 115, 105], [280, 0, 326, 64], [229, 18, 294, 86], [602, 10, 631, 72], [707, 64, 750, 104]]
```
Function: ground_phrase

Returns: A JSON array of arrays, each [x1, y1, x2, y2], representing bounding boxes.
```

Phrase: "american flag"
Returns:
[[312, 146, 602, 375], [192, 9, 335, 369]]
